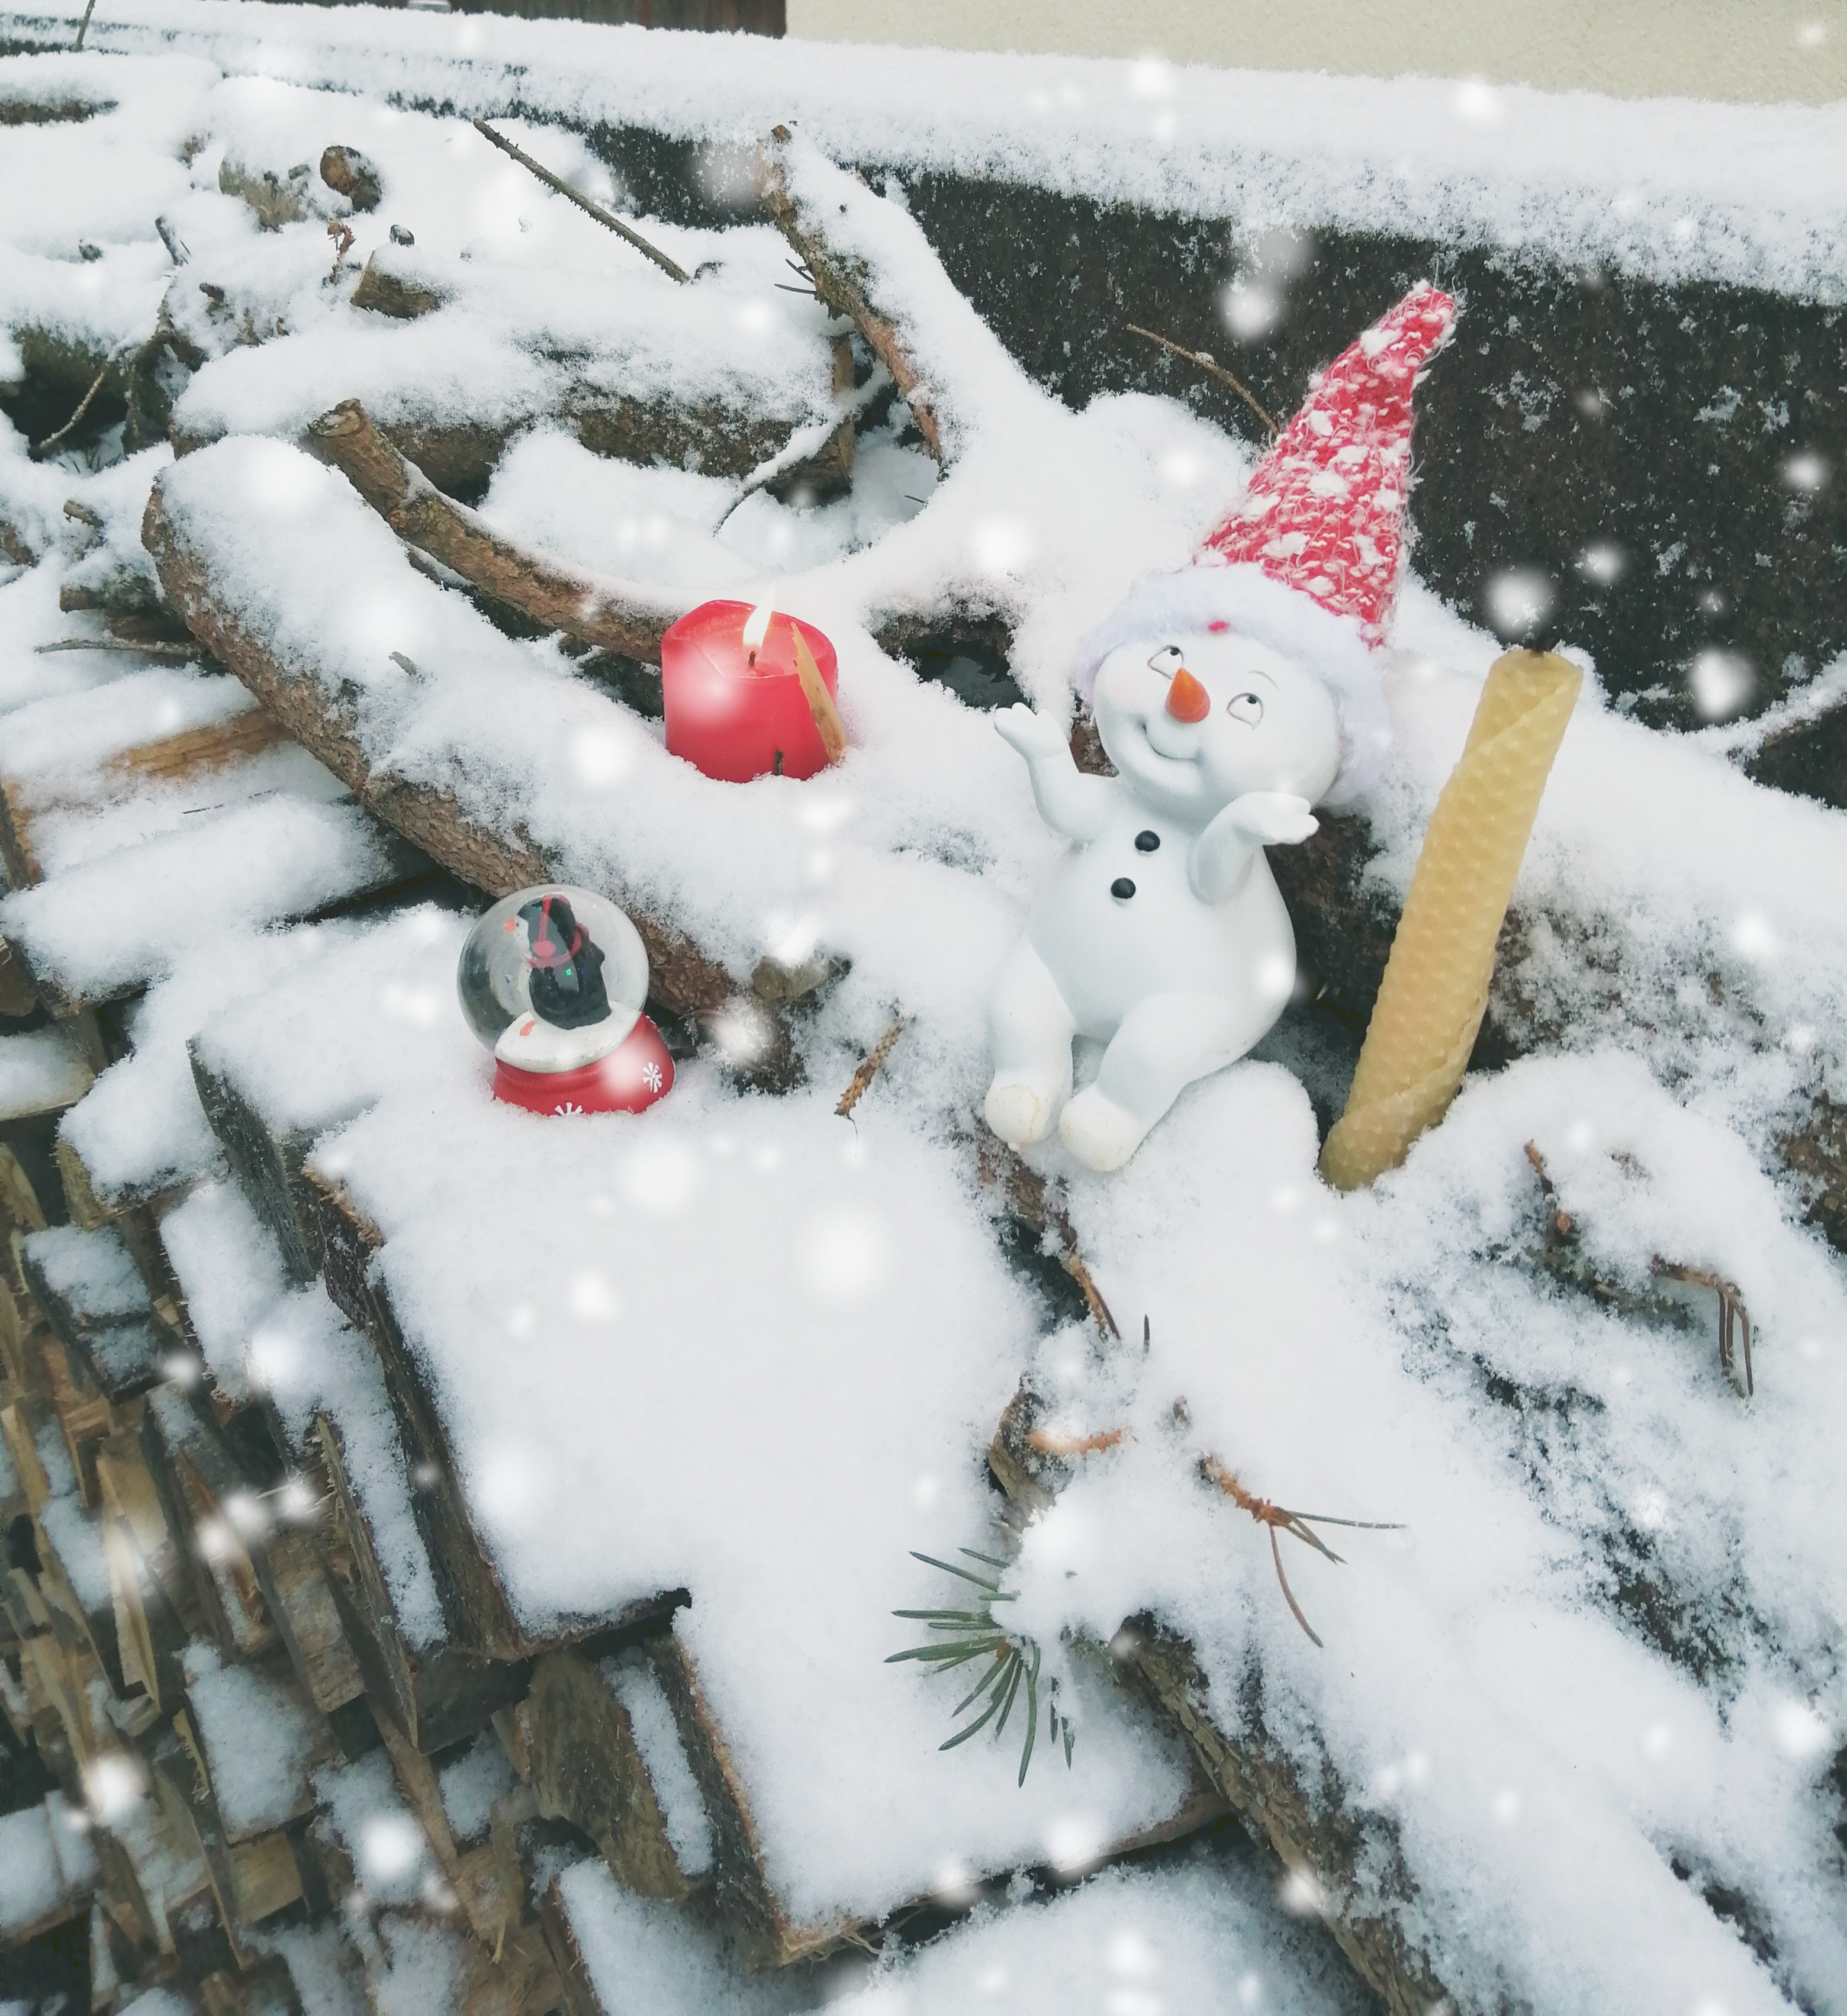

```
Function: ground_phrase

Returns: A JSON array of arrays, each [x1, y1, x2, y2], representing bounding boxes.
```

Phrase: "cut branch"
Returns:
[[309, 399, 688, 661], [756, 128, 943, 465], [471, 118, 688, 285], [987, 1384, 1459, 2011], [33, 637, 198, 659]]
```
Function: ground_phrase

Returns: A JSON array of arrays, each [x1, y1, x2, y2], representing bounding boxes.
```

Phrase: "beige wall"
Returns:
[[784, 0, 1846, 105]]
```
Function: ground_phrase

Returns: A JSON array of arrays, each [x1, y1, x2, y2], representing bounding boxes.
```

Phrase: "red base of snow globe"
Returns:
[[491, 1015, 675, 1116]]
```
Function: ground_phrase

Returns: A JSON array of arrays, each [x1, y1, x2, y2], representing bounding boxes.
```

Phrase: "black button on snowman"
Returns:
[[1112, 831, 1161, 900]]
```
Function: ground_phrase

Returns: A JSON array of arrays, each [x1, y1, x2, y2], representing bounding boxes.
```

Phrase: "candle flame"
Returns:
[[742, 603, 774, 661]]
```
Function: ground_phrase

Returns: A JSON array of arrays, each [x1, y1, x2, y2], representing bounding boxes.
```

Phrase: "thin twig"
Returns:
[[1125, 323, 1280, 438], [471, 118, 688, 285], [1060, 1248, 1120, 1341], [1025, 1425, 1128, 1459], [31, 363, 111, 460], [1523, 1138, 1575, 1238], [1652, 1260, 1755, 1397], [713, 362, 892, 532], [34, 637, 197, 658], [1201, 1453, 1402, 1647], [155, 215, 189, 267], [73, 0, 96, 49], [836, 1016, 905, 1117]]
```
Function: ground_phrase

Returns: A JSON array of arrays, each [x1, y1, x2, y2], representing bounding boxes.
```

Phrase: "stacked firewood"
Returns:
[[6, 77, 1847, 2016]]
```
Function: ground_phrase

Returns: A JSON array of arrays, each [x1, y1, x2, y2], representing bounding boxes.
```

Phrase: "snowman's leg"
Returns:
[[1060, 991, 1252, 1172], [984, 940, 1078, 1147]]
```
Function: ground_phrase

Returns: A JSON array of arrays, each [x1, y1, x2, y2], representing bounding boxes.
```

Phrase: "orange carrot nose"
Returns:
[[1166, 666, 1211, 723]]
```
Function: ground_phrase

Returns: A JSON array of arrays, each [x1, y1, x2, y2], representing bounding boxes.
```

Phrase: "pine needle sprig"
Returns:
[[888, 1547, 1073, 1786]]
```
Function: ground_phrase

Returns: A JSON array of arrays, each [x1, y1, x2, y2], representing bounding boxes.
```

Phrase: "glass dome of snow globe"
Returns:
[[457, 884, 674, 1116]]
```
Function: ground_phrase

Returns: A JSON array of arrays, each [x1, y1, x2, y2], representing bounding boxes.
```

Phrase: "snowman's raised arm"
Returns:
[[1190, 791, 1318, 903], [995, 705, 1115, 842]]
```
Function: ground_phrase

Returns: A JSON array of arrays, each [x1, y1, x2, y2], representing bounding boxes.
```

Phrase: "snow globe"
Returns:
[[457, 885, 674, 1116]]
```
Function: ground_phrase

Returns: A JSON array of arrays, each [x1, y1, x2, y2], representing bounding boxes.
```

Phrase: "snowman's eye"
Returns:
[[1226, 692, 1264, 725], [1147, 646, 1185, 678]]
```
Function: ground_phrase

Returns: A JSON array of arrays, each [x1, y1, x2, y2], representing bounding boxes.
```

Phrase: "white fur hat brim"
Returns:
[[1073, 562, 1390, 808]]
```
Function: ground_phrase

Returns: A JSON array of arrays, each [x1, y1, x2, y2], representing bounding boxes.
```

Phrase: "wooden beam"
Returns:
[[515, 1650, 691, 1904]]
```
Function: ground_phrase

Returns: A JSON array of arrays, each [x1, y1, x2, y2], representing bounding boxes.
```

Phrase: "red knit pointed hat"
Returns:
[[1079, 282, 1457, 804]]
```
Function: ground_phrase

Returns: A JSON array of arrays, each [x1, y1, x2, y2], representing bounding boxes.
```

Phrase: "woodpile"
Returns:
[[5, 65, 1845, 2016]]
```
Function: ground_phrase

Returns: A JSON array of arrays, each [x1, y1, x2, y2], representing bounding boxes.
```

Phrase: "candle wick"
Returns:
[[773, 749, 784, 776]]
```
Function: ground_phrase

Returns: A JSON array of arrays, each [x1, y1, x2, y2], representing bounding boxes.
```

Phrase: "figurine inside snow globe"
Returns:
[[457, 885, 674, 1116]]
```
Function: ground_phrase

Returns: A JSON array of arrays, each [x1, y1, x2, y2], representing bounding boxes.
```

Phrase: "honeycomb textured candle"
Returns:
[[1320, 649, 1581, 1191]]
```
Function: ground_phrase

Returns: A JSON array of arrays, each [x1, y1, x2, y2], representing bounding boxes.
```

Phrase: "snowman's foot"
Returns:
[[1058, 1087, 1148, 1173], [984, 1074, 1063, 1147]]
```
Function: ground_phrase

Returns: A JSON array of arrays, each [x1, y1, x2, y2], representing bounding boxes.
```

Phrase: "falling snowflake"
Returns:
[[641, 1062, 664, 1093], [553, 1100, 585, 1116]]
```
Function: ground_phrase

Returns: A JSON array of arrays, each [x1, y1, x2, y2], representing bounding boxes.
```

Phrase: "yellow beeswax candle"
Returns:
[[1319, 648, 1581, 1191]]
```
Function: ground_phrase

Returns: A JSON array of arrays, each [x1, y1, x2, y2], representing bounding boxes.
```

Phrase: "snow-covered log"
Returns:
[[143, 471, 746, 1029], [988, 1384, 1456, 2014], [309, 397, 688, 661]]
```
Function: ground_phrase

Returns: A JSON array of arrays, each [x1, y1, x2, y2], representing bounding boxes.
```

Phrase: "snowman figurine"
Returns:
[[983, 282, 1458, 1172]]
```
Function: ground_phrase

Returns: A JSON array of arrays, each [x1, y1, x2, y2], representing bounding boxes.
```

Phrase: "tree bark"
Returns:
[[308, 399, 688, 661], [755, 130, 943, 465]]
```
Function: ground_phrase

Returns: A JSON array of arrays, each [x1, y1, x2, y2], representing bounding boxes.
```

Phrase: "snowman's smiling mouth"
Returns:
[[1116, 714, 1207, 796]]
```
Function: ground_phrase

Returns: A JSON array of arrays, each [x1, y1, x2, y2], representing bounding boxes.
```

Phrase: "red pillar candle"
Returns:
[[661, 600, 841, 782]]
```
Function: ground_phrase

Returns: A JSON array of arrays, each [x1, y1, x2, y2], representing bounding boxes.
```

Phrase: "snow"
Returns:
[[827, 1854, 1370, 2015], [1, 28, 1843, 2010], [554, 1867, 781, 2016], [0, 1025, 92, 1120], [37, 1492, 111, 1613], [1, 664, 259, 800], [118, 1991, 197, 2016], [368, 1917, 466, 2016], [25, 743, 349, 886], [159, 1180, 289, 1402], [0, 1802, 67, 1936], [436, 1733, 514, 1846], [249, 1283, 445, 1650], [24, 1222, 150, 1322], [314, 1750, 440, 1909], [264, 1923, 370, 2016], [189, 904, 474, 1139], [57, 919, 374, 1208], [0, 792, 401, 1004], [601, 1651, 713, 1877], [1001, 1051, 1847, 2011], [313, 1070, 1196, 1928], [184, 1641, 320, 1837], [556, 1846, 1370, 2015], [0, 52, 218, 263], [2, 8, 1843, 302]]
